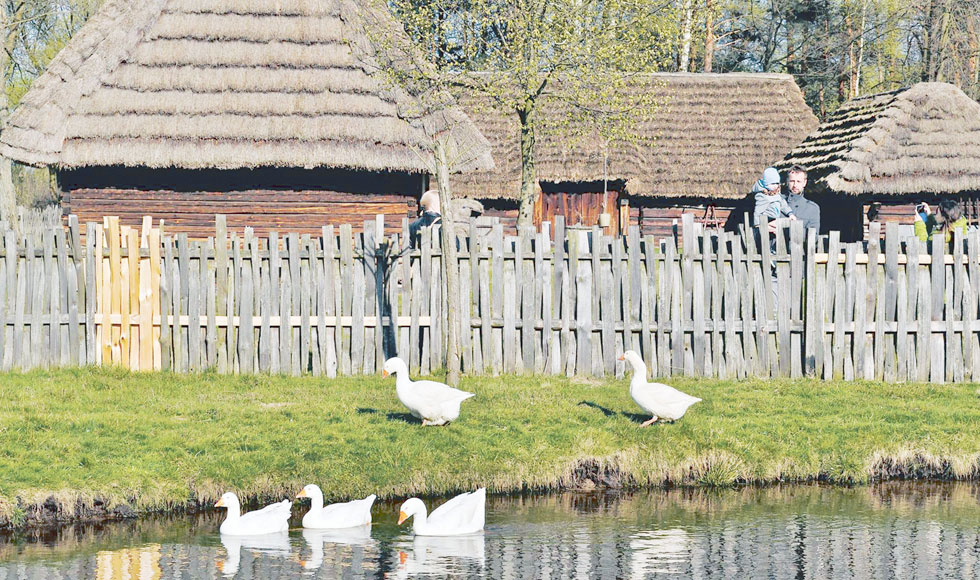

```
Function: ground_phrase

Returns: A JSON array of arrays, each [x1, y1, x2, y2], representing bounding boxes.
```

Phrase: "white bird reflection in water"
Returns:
[[390, 533, 486, 578], [629, 528, 691, 577], [299, 525, 375, 573], [217, 531, 291, 577]]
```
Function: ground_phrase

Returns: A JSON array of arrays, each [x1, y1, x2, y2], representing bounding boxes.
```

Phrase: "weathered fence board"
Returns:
[[0, 214, 977, 384]]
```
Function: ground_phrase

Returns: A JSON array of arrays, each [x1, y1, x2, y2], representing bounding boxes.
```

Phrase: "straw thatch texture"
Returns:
[[454, 73, 817, 200], [779, 83, 980, 196], [0, 0, 492, 174]]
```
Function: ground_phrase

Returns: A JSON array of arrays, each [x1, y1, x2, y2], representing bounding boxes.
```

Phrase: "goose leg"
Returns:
[[641, 416, 659, 427], [422, 419, 429, 426]]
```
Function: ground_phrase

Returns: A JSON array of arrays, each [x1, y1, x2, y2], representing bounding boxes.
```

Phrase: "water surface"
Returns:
[[2, 483, 979, 578]]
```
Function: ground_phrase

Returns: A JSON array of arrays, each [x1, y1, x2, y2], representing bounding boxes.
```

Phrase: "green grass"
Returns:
[[1, 367, 979, 523]]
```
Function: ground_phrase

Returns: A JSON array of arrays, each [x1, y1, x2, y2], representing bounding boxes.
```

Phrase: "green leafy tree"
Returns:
[[1, 0, 102, 227], [390, 0, 677, 226]]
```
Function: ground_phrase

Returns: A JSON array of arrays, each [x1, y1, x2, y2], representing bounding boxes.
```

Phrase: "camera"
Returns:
[[916, 203, 927, 213]]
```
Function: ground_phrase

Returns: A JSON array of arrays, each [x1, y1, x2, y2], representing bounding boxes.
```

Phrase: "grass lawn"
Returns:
[[1, 368, 979, 524]]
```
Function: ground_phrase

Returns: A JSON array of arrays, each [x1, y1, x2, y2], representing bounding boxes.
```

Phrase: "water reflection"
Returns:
[[390, 533, 485, 578], [299, 527, 374, 574], [96, 545, 162, 580], [629, 529, 689, 577], [1, 483, 979, 579], [217, 532, 290, 577]]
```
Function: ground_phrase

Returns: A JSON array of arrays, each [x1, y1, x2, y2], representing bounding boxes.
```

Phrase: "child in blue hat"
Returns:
[[752, 167, 796, 231]]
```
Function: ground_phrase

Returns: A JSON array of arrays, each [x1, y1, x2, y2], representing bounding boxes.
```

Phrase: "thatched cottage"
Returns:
[[454, 73, 819, 237], [0, 0, 491, 237], [778, 82, 980, 241]]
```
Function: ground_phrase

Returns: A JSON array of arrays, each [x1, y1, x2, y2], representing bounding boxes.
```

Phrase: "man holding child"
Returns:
[[752, 165, 820, 233]]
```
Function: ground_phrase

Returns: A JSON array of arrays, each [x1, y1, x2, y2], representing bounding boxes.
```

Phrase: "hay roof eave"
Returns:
[[778, 83, 980, 197], [0, 0, 493, 175]]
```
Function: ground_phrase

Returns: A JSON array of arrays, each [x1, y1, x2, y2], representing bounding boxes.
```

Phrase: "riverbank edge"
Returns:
[[3, 449, 977, 531]]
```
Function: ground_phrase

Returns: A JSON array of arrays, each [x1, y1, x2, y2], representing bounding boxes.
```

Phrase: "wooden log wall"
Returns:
[[65, 188, 417, 239], [630, 203, 739, 239], [0, 213, 978, 383]]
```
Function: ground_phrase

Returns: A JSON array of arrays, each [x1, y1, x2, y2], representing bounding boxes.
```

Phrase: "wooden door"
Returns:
[[534, 189, 621, 236]]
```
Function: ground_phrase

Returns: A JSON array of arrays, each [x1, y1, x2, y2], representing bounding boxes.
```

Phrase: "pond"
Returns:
[[1, 483, 979, 578]]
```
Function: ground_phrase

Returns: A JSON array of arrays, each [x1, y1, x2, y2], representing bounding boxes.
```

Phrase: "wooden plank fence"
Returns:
[[0, 213, 978, 383]]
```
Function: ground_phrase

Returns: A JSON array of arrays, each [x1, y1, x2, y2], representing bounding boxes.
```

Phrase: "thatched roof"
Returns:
[[453, 73, 817, 200], [778, 83, 980, 196], [0, 0, 493, 174]]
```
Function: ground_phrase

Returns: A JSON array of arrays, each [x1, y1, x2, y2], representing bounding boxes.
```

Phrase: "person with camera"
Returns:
[[914, 199, 967, 243]]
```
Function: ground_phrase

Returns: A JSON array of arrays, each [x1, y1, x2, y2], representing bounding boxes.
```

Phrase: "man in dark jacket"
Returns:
[[783, 165, 820, 233], [409, 190, 441, 248]]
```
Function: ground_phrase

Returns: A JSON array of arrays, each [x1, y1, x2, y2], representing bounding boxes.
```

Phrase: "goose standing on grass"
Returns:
[[297, 484, 376, 529], [618, 351, 701, 426], [397, 488, 486, 536], [215, 492, 292, 536], [382, 357, 475, 426]]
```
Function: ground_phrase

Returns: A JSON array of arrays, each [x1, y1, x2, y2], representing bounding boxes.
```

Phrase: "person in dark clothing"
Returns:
[[409, 190, 441, 248], [783, 165, 820, 233]]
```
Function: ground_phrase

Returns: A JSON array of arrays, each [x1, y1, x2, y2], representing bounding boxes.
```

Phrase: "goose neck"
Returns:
[[412, 508, 428, 533], [309, 489, 324, 511], [394, 371, 412, 391], [629, 359, 647, 380], [224, 501, 241, 520]]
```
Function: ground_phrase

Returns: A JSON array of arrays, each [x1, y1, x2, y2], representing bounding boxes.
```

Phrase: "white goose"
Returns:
[[297, 484, 376, 529], [215, 492, 292, 536], [618, 350, 701, 426], [397, 488, 486, 536], [382, 357, 475, 426]]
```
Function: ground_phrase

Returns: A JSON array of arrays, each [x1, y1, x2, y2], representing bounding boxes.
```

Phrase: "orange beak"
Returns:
[[215, 498, 226, 508], [399, 551, 408, 565], [617, 354, 625, 361], [382, 369, 389, 378], [397, 510, 409, 525], [297, 489, 308, 499]]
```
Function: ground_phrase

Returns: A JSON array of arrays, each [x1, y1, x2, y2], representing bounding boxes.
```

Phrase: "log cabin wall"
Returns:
[[58, 167, 424, 238], [628, 200, 740, 239], [479, 197, 744, 239], [479, 200, 519, 234]]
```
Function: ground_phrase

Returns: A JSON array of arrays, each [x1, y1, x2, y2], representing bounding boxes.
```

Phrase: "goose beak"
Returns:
[[617, 354, 625, 361], [215, 498, 226, 508], [297, 489, 308, 498], [399, 551, 408, 565], [382, 369, 389, 378], [397, 511, 408, 525]]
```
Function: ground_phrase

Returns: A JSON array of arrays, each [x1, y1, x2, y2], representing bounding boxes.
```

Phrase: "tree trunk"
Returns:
[[847, 14, 857, 98], [0, 7, 19, 235], [516, 107, 537, 228], [703, 0, 714, 73], [679, 0, 693, 72], [0, 157, 16, 232], [434, 138, 461, 387], [854, 2, 866, 96], [968, 13, 979, 86], [922, 0, 934, 81]]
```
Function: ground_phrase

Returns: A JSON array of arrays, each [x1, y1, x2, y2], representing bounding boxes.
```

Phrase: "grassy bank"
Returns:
[[1, 368, 979, 526]]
